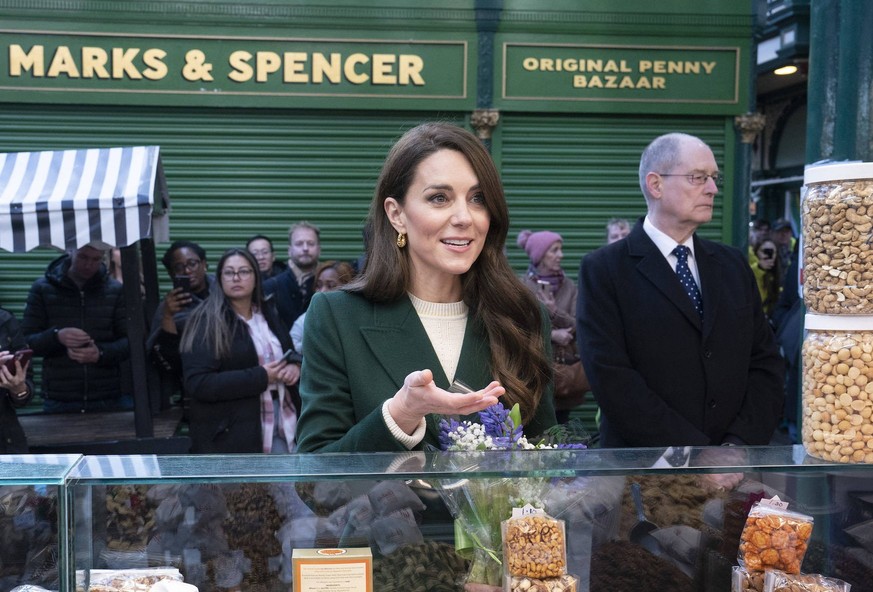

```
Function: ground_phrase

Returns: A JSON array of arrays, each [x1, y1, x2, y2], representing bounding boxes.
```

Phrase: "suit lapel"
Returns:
[[628, 225, 703, 330]]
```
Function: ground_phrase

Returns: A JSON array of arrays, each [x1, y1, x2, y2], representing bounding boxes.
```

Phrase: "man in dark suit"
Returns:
[[576, 133, 784, 448]]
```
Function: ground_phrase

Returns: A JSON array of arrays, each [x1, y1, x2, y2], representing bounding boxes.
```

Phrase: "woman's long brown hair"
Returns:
[[347, 122, 551, 422]]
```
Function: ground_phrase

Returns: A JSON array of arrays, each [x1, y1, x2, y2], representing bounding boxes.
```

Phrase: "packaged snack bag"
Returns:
[[738, 498, 813, 574], [502, 509, 567, 579], [763, 569, 851, 592]]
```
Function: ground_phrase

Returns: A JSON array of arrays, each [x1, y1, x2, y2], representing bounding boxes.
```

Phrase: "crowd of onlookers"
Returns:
[[0, 124, 801, 456]]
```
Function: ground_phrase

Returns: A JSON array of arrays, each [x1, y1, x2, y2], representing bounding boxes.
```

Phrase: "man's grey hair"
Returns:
[[288, 221, 321, 243], [638, 133, 704, 200]]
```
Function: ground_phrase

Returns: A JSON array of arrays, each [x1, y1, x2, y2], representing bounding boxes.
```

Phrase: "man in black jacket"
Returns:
[[22, 245, 130, 413]]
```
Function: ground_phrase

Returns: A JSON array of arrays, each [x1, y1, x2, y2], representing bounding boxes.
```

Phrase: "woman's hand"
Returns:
[[262, 359, 288, 383], [161, 287, 194, 333], [277, 362, 301, 386], [551, 327, 575, 346], [387, 369, 504, 434], [0, 350, 29, 396]]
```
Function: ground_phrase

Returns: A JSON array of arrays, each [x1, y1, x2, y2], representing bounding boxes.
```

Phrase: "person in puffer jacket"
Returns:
[[22, 245, 130, 413], [0, 305, 34, 452]]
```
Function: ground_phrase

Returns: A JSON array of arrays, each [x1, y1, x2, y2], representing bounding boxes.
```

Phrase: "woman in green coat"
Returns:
[[296, 123, 556, 453]]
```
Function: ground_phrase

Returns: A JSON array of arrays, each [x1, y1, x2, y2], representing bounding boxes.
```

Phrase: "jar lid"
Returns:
[[804, 161, 873, 185], [805, 313, 873, 331]]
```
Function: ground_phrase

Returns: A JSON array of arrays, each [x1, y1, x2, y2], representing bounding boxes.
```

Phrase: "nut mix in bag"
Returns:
[[738, 499, 813, 574], [763, 569, 851, 592], [733, 565, 765, 592], [502, 512, 567, 579], [508, 574, 579, 592]]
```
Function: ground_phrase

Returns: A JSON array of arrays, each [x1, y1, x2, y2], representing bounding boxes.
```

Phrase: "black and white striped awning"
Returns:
[[0, 145, 169, 253]]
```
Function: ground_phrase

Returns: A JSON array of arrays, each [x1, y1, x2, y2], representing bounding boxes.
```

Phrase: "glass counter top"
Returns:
[[60, 445, 872, 484], [0, 453, 82, 484]]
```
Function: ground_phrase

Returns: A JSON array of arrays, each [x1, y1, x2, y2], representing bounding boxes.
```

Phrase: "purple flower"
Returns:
[[438, 417, 462, 450], [479, 403, 524, 448]]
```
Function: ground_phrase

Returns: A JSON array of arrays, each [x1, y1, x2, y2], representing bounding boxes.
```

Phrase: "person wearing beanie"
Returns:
[[517, 230, 589, 423]]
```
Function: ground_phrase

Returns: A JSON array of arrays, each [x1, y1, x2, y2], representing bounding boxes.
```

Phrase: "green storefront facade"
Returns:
[[0, 0, 755, 316]]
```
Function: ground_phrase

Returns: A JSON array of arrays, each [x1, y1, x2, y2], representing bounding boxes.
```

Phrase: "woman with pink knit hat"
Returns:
[[517, 229, 589, 422]]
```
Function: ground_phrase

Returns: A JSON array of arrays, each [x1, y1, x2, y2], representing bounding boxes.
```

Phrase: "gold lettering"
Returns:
[[228, 51, 253, 82], [283, 52, 308, 83], [9, 44, 44, 77], [371, 53, 396, 84], [81, 47, 109, 78], [398, 54, 424, 85], [312, 52, 341, 83], [142, 48, 167, 80], [522, 57, 538, 71], [653, 76, 665, 89], [46, 46, 79, 78], [635, 77, 651, 89], [639, 60, 652, 73], [683, 62, 699, 74], [256, 51, 281, 82], [702, 61, 716, 74], [619, 76, 636, 88], [605, 75, 617, 88], [344, 53, 369, 84], [540, 58, 554, 72], [111, 47, 141, 79]]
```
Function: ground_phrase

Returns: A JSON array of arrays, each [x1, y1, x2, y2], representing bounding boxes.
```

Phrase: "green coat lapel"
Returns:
[[359, 296, 495, 446]]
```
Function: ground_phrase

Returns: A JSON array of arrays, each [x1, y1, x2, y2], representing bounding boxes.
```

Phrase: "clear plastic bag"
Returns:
[[763, 569, 851, 592], [738, 500, 813, 573]]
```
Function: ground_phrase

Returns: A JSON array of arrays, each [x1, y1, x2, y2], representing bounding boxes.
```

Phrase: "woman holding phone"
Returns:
[[180, 248, 301, 453], [0, 304, 34, 453]]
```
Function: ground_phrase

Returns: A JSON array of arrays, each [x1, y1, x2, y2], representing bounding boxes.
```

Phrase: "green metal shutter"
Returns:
[[498, 113, 728, 278], [0, 104, 461, 316]]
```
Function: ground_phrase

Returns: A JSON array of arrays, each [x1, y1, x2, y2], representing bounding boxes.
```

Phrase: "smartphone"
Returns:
[[4, 349, 32, 374], [172, 275, 191, 293], [536, 280, 550, 292], [280, 349, 296, 363]]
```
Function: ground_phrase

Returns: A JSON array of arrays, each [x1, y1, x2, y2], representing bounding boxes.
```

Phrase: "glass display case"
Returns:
[[0, 454, 81, 591], [9, 446, 873, 591]]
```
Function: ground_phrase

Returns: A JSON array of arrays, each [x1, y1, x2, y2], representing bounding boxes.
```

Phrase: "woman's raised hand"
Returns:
[[387, 369, 504, 434]]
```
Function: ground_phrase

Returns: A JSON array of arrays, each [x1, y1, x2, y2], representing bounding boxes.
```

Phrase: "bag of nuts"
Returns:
[[502, 509, 568, 580], [738, 498, 813, 574], [732, 565, 765, 592], [763, 569, 851, 592]]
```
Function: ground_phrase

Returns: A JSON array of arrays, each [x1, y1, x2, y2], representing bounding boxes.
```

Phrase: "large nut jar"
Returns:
[[802, 162, 873, 314], [802, 314, 873, 463]]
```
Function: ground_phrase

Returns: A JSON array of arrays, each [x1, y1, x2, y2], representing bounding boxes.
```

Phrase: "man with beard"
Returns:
[[265, 221, 321, 325]]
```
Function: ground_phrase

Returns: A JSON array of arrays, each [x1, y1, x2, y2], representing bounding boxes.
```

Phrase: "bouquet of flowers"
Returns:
[[434, 402, 589, 589]]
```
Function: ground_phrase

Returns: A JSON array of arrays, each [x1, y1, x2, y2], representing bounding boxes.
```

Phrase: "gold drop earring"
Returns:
[[396, 233, 407, 248]]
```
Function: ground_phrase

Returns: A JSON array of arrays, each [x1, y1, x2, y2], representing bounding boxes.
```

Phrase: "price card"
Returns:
[[292, 548, 372, 592]]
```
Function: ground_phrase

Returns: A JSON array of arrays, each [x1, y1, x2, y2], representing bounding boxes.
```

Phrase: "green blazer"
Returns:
[[296, 291, 557, 452]]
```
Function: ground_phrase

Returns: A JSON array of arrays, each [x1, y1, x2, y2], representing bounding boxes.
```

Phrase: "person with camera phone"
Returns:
[[0, 304, 34, 453], [751, 236, 783, 318]]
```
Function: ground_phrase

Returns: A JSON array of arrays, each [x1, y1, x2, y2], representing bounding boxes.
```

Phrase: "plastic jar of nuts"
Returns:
[[802, 162, 873, 314], [802, 314, 873, 462]]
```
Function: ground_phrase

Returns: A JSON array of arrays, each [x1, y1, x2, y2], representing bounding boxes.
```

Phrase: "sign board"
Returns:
[[0, 30, 471, 109]]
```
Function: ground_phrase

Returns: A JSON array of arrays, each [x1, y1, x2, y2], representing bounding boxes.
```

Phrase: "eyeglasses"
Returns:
[[221, 268, 255, 280], [658, 172, 723, 187], [172, 259, 202, 274]]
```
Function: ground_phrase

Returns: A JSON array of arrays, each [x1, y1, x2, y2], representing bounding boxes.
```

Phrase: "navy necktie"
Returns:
[[672, 245, 703, 318]]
